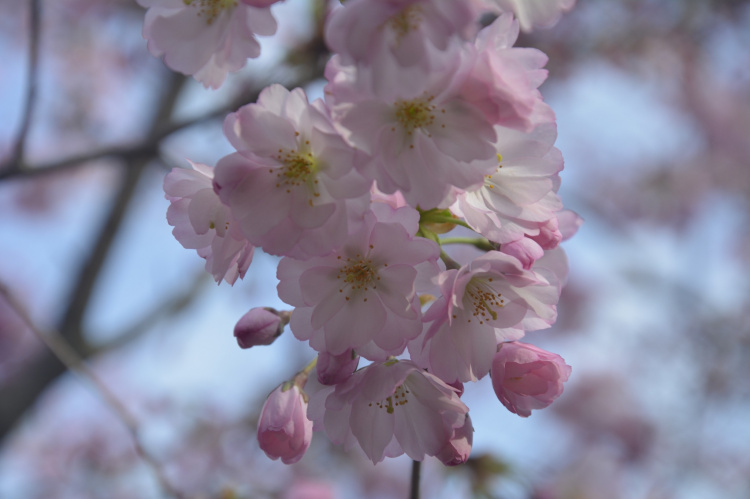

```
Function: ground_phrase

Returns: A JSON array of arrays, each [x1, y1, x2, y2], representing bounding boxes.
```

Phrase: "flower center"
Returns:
[[393, 97, 437, 135], [464, 277, 505, 325], [336, 251, 383, 301], [184, 0, 237, 25], [370, 385, 411, 414], [388, 6, 421, 41], [271, 148, 320, 201]]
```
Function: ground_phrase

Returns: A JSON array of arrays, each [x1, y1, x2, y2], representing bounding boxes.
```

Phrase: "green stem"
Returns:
[[421, 214, 472, 230], [439, 237, 497, 252]]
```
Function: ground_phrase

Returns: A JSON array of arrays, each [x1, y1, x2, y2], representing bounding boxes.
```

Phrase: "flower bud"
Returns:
[[491, 342, 571, 417], [316, 349, 359, 385], [436, 414, 473, 466], [257, 384, 313, 464], [234, 307, 286, 349], [501, 238, 544, 270], [528, 217, 563, 250]]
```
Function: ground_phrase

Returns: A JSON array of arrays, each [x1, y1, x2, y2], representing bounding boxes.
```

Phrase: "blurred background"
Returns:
[[1, 0, 749, 497]]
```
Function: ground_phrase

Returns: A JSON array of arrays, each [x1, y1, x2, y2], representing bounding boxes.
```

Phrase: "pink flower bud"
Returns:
[[501, 238, 544, 270], [436, 414, 474, 466], [316, 349, 359, 386], [257, 385, 313, 465], [234, 307, 285, 349], [529, 217, 563, 250], [491, 342, 571, 417]]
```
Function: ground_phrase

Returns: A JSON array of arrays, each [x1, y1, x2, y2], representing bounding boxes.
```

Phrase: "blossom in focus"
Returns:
[[409, 251, 561, 384], [486, 0, 576, 32], [138, 0, 278, 88], [325, 50, 498, 209], [316, 359, 469, 464], [491, 341, 571, 417], [452, 120, 563, 245], [257, 384, 313, 464], [214, 84, 372, 259], [234, 307, 286, 348], [277, 208, 440, 361], [163, 161, 254, 285]]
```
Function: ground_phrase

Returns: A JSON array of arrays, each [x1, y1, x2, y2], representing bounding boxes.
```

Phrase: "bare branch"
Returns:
[[0, 281, 184, 499], [4, 0, 42, 176]]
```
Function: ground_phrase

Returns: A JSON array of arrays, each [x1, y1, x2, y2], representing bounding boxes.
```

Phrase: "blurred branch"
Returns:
[[0, 67, 326, 182], [4, 0, 42, 177], [87, 270, 210, 356], [0, 281, 184, 499]]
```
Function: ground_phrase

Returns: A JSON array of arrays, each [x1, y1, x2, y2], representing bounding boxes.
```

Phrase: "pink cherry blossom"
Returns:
[[409, 251, 560, 384], [257, 384, 313, 464], [214, 84, 372, 259], [486, 0, 576, 32], [138, 0, 278, 89], [461, 13, 554, 131], [452, 121, 564, 245], [163, 161, 254, 285], [234, 307, 286, 348], [326, 0, 480, 69], [324, 49, 498, 209], [317, 359, 469, 464], [490, 341, 571, 417], [277, 208, 440, 361], [435, 414, 473, 466]]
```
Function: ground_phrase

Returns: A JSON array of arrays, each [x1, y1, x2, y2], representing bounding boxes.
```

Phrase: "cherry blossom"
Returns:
[[326, 0, 480, 70], [491, 341, 571, 417], [277, 208, 440, 361], [325, 49, 498, 209], [452, 121, 564, 245], [257, 384, 313, 464], [163, 161, 254, 285], [214, 84, 372, 259], [233, 307, 286, 348], [461, 13, 554, 132], [316, 359, 469, 464], [138, 0, 279, 88], [435, 414, 473, 466], [409, 251, 561, 384]]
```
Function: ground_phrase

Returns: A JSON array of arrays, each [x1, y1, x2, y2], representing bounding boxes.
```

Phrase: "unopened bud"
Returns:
[[317, 349, 359, 385], [234, 307, 287, 349]]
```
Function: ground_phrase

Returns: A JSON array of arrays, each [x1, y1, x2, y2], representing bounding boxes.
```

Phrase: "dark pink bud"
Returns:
[[316, 349, 359, 385], [234, 307, 286, 349], [501, 238, 544, 270]]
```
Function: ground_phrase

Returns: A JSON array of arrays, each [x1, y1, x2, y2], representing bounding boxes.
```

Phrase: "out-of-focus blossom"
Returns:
[[138, 0, 278, 88], [257, 384, 313, 464], [234, 307, 287, 348], [326, 0, 480, 69], [317, 349, 360, 385], [485, 0, 576, 32], [435, 414, 473, 466], [491, 341, 571, 417], [164, 161, 254, 285]]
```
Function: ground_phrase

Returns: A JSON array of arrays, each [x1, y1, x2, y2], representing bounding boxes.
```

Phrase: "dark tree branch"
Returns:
[[0, 282, 184, 499], [5, 0, 42, 176]]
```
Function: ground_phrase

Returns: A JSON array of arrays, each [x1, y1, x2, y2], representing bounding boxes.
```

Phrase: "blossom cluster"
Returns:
[[153, 0, 578, 466]]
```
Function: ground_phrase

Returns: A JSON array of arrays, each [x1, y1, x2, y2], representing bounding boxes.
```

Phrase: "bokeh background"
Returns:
[[1, 0, 749, 497]]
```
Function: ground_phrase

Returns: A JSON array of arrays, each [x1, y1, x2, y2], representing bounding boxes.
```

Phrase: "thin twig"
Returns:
[[6, 0, 42, 175], [410, 460, 421, 499], [0, 282, 183, 499]]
